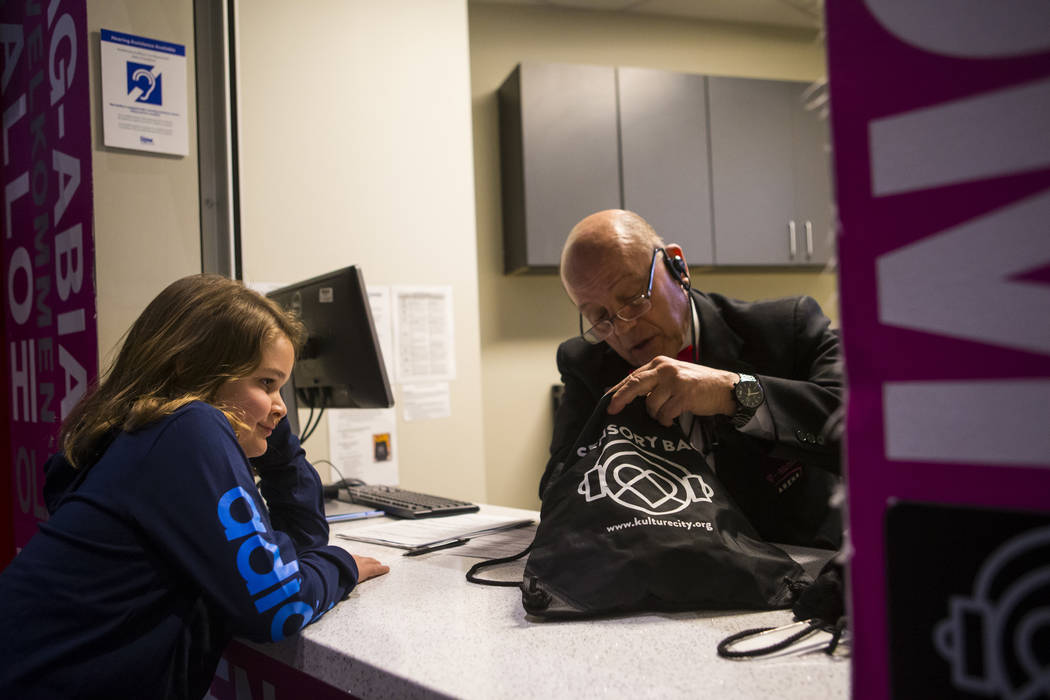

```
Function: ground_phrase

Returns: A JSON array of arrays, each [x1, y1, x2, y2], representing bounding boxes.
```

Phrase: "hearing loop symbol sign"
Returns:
[[101, 29, 188, 155], [578, 439, 714, 516], [126, 61, 162, 105], [933, 525, 1050, 700]]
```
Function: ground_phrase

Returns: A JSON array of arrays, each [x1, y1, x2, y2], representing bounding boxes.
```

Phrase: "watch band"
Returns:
[[732, 373, 764, 428], [731, 405, 756, 429]]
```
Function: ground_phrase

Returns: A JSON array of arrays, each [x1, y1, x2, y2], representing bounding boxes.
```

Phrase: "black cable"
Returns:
[[302, 405, 326, 442], [316, 458, 366, 499], [716, 622, 823, 659], [689, 292, 698, 364], [300, 389, 327, 443], [825, 617, 847, 655], [313, 459, 348, 486], [299, 388, 319, 441], [299, 400, 315, 441], [465, 544, 533, 587], [297, 389, 317, 442]]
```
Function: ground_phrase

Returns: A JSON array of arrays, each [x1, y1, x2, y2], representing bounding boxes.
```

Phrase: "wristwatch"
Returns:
[[731, 373, 764, 428]]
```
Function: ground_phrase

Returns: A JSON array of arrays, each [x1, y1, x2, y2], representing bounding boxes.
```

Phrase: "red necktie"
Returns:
[[677, 345, 694, 362]]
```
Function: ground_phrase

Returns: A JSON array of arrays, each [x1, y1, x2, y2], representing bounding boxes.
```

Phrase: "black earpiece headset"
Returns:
[[662, 248, 689, 289]]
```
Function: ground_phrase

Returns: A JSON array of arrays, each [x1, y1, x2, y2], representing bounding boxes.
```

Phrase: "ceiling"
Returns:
[[472, 0, 824, 30]]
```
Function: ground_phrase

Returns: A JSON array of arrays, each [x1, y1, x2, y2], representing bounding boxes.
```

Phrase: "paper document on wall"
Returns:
[[367, 285, 396, 382], [392, 286, 455, 383], [245, 281, 283, 295], [337, 513, 533, 550], [401, 382, 451, 421], [327, 408, 398, 485]]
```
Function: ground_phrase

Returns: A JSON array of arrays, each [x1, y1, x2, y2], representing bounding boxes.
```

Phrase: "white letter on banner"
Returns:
[[232, 666, 277, 700], [876, 188, 1050, 356], [870, 77, 1050, 197], [3, 95, 26, 166], [864, 0, 1050, 58], [57, 308, 85, 336], [47, 0, 63, 27], [54, 223, 82, 300], [885, 381, 1050, 467], [5, 171, 28, 238], [51, 150, 78, 227], [0, 23, 24, 94], [48, 13, 76, 106], [8, 246, 32, 324], [10, 339, 36, 422], [58, 345, 86, 419]]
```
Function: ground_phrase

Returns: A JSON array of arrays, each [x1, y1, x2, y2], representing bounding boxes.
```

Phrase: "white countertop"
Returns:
[[247, 504, 850, 699]]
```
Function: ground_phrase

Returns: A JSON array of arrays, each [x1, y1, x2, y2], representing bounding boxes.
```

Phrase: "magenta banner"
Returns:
[[826, 2, 1050, 699], [2, 0, 96, 553], [207, 641, 356, 699]]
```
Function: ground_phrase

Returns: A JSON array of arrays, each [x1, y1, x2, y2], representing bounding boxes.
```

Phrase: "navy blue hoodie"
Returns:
[[0, 402, 358, 699]]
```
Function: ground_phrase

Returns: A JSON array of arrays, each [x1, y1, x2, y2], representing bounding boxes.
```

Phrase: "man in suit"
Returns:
[[543, 209, 842, 549]]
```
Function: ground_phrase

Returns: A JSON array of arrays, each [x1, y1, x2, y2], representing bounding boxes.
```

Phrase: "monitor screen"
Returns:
[[267, 266, 394, 417]]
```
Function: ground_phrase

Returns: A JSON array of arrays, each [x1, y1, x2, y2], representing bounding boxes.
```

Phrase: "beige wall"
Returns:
[[469, 3, 838, 509], [236, 0, 487, 502], [87, 0, 201, 366], [84, 1, 837, 512]]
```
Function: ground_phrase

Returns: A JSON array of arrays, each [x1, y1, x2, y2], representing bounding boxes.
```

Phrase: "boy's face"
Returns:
[[213, 334, 294, 457]]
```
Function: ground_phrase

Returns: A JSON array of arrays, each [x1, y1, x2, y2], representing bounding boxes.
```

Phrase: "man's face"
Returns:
[[564, 245, 691, 367]]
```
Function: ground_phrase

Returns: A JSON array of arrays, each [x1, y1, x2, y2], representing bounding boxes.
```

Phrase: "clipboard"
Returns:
[[336, 513, 533, 552]]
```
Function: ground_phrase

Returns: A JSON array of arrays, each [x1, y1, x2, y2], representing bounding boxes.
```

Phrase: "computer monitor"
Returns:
[[267, 266, 394, 434]]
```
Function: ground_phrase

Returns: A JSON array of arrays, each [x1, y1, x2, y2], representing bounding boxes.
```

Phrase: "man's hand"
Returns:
[[607, 356, 738, 426], [352, 554, 390, 582]]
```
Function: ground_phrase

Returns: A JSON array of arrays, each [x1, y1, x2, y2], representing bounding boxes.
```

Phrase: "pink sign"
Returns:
[[207, 641, 356, 700], [2, 0, 97, 554], [826, 2, 1050, 698]]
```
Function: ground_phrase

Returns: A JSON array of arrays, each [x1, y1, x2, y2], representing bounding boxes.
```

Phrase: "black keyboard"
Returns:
[[343, 485, 479, 519]]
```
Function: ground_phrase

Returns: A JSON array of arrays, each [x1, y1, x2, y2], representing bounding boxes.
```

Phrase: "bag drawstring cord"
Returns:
[[465, 544, 533, 587], [717, 616, 847, 659]]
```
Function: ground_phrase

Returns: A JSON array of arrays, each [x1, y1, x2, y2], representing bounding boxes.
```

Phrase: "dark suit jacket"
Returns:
[[543, 290, 843, 549]]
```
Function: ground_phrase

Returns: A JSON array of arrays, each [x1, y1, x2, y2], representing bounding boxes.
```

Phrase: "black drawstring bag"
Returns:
[[519, 394, 807, 618]]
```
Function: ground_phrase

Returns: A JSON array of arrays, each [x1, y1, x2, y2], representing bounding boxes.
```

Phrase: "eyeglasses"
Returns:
[[579, 248, 661, 344]]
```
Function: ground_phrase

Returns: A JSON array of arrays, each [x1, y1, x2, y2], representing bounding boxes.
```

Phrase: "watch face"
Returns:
[[735, 378, 764, 409]]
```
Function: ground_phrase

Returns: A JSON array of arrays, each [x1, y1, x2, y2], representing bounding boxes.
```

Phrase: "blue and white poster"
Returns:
[[100, 29, 188, 155]]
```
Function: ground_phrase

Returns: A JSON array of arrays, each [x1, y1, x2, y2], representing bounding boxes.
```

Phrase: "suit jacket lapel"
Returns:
[[597, 344, 632, 394], [692, 290, 750, 373]]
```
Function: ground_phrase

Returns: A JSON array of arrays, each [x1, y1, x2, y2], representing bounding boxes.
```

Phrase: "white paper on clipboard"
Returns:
[[337, 513, 532, 550]]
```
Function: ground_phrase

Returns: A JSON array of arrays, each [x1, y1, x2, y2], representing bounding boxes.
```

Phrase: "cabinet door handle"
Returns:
[[805, 220, 813, 260], [788, 220, 797, 260]]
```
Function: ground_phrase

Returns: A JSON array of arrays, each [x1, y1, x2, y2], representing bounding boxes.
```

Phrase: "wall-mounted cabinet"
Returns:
[[498, 62, 622, 272], [498, 63, 833, 273], [707, 76, 832, 266], [618, 67, 714, 266]]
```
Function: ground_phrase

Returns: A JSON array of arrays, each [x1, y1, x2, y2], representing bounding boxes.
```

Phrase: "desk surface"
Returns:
[[249, 504, 850, 699]]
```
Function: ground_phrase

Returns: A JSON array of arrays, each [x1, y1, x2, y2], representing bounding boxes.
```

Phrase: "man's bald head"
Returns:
[[560, 210, 663, 289], [559, 210, 691, 367]]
